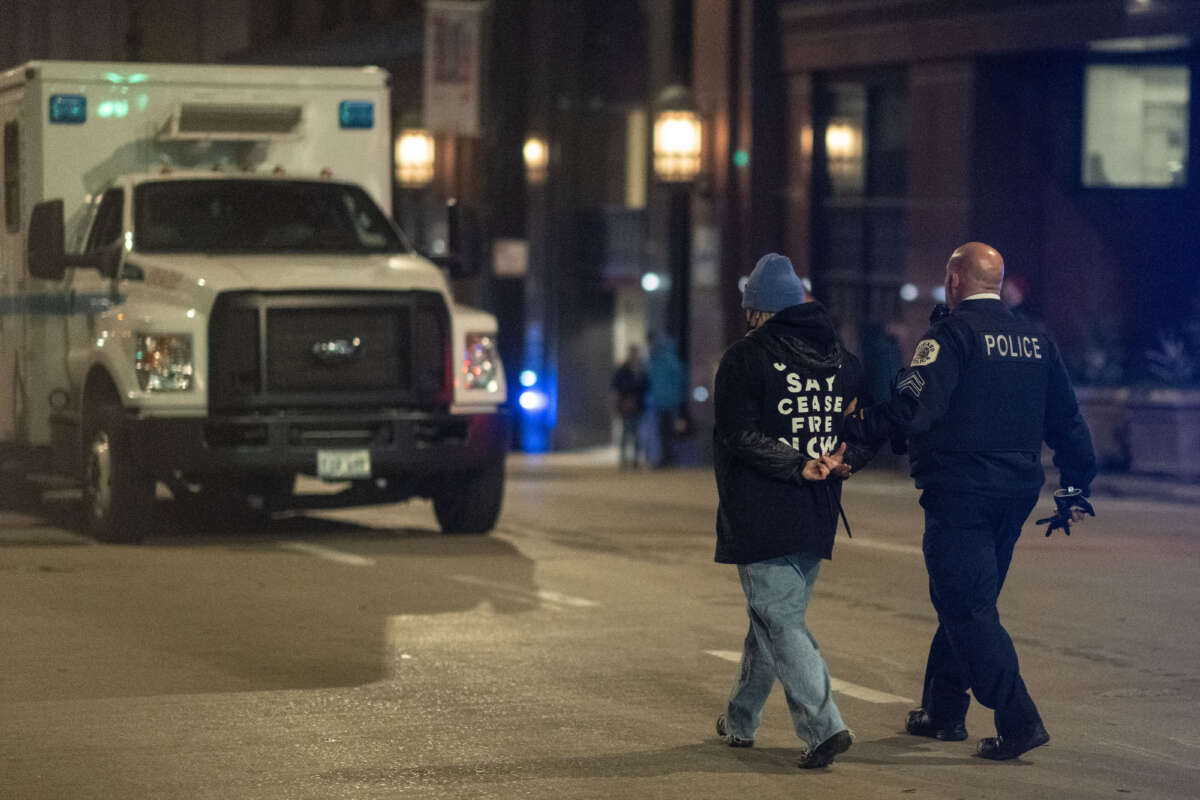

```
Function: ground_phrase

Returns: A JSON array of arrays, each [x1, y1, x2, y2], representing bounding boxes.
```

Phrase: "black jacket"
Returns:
[[713, 302, 871, 564], [847, 298, 1096, 496]]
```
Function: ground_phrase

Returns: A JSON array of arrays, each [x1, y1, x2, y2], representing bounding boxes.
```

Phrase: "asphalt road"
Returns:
[[1, 455, 1197, 799]]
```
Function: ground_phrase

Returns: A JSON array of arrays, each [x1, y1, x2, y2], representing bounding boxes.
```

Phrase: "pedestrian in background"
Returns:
[[647, 333, 686, 467], [845, 242, 1096, 760], [611, 344, 649, 469], [712, 252, 873, 769]]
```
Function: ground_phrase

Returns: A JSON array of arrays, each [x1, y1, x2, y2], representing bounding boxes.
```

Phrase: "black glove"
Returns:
[[1035, 487, 1096, 536], [929, 303, 951, 324]]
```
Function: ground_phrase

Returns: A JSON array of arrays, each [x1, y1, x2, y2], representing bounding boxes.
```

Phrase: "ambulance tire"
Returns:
[[432, 460, 504, 535], [82, 404, 156, 544]]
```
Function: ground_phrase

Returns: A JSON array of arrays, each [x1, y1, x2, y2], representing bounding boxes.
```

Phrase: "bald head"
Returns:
[[945, 242, 1004, 308]]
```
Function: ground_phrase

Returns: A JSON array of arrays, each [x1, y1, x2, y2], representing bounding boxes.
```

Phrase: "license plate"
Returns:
[[317, 449, 372, 480]]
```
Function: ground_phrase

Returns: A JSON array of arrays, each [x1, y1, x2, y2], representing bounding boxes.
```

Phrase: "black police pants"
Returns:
[[918, 490, 1043, 737]]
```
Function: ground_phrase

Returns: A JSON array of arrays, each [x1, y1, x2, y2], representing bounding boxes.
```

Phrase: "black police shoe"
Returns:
[[798, 729, 854, 769], [905, 707, 968, 741], [716, 714, 754, 748], [976, 722, 1050, 760]]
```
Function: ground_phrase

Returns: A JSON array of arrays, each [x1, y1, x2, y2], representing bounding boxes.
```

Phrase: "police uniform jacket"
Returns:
[[713, 302, 871, 565], [851, 297, 1096, 496]]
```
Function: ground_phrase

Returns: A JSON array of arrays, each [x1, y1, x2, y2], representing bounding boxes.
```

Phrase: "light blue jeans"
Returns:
[[726, 553, 845, 748]]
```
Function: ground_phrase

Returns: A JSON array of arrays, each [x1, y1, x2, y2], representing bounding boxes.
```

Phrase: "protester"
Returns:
[[712, 252, 873, 769]]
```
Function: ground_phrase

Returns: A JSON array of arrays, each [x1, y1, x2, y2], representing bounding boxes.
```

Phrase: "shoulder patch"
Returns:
[[910, 339, 940, 367]]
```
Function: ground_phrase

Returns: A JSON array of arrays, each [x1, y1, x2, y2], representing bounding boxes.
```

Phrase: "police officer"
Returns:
[[845, 242, 1096, 760]]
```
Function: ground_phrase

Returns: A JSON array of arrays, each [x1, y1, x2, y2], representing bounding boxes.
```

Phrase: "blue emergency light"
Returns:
[[338, 101, 374, 129], [49, 94, 87, 124]]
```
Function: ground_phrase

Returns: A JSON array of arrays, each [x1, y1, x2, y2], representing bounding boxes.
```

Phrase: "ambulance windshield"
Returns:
[[134, 179, 411, 254]]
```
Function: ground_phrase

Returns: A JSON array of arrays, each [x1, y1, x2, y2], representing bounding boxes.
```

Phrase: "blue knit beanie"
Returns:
[[742, 253, 806, 312]]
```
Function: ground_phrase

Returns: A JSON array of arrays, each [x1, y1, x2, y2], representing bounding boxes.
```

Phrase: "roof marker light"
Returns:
[[339, 100, 375, 129], [49, 94, 86, 124]]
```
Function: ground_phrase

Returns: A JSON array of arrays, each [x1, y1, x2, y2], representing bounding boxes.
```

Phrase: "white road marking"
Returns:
[[277, 541, 375, 567], [0, 528, 92, 546], [705, 650, 915, 704], [840, 536, 924, 557], [448, 574, 600, 608], [829, 679, 915, 705], [40, 489, 83, 501]]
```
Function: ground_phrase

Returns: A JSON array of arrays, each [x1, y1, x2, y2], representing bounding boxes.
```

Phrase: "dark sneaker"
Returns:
[[798, 729, 854, 769], [716, 714, 754, 748], [905, 707, 968, 741], [976, 722, 1050, 760]]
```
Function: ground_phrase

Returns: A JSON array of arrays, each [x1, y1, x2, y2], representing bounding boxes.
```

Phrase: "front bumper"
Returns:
[[125, 408, 510, 481]]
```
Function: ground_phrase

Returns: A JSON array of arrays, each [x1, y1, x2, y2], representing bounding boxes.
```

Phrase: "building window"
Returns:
[[812, 71, 908, 344], [4, 122, 17, 232], [823, 83, 866, 197], [1083, 63, 1190, 188]]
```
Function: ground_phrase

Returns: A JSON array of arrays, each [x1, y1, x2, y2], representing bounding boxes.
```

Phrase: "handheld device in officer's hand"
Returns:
[[1035, 487, 1095, 537]]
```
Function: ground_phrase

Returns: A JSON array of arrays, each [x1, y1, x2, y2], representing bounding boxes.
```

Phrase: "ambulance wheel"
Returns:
[[82, 404, 155, 544], [432, 460, 504, 535]]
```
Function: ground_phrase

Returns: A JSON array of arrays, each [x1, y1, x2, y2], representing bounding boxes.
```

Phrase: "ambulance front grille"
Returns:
[[207, 291, 450, 412]]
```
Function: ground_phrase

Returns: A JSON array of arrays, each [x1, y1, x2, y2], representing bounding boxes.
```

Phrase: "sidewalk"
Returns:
[[509, 446, 1200, 505]]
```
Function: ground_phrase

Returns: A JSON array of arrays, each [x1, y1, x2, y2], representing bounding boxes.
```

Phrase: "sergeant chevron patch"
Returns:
[[896, 370, 926, 398]]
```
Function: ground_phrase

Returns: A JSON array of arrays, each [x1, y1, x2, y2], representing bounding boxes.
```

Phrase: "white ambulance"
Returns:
[[0, 61, 508, 542]]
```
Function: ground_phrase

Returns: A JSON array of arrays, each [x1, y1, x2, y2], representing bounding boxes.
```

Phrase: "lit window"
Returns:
[[1083, 64, 1190, 188]]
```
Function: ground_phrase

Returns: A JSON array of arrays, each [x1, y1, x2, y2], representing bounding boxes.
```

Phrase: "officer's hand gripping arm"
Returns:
[[1035, 487, 1096, 537]]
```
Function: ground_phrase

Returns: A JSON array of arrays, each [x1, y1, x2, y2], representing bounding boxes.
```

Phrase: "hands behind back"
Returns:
[[800, 443, 850, 481]]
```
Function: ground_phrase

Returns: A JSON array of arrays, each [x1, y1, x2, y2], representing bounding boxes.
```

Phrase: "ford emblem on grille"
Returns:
[[311, 337, 362, 363]]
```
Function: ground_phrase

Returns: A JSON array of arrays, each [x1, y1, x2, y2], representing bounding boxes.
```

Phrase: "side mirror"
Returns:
[[27, 198, 121, 280], [27, 200, 67, 281]]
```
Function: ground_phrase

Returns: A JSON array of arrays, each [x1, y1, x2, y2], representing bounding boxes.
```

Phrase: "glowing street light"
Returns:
[[523, 136, 549, 185], [395, 128, 435, 187], [653, 86, 703, 183]]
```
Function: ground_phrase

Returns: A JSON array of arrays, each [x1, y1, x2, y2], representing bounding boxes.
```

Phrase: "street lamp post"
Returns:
[[653, 86, 703, 402], [523, 135, 549, 185], [394, 126, 435, 251]]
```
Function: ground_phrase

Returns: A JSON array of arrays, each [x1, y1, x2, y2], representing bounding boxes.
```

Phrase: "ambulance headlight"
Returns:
[[134, 333, 194, 392], [462, 332, 500, 392]]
